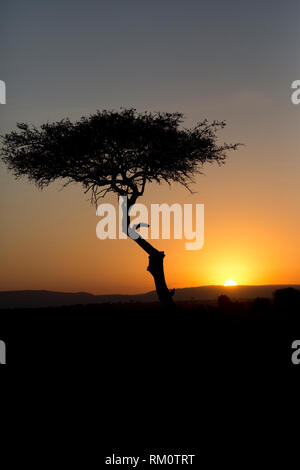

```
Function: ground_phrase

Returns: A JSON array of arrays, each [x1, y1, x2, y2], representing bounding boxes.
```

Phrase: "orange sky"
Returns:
[[1, 1, 299, 294], [1, 131, 299, 294]]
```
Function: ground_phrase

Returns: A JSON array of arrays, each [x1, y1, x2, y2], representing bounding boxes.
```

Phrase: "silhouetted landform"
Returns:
[[1, 285, 300, 309]]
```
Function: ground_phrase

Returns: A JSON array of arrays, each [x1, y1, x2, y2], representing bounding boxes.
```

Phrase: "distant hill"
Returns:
[[1, 285, 299, 309]]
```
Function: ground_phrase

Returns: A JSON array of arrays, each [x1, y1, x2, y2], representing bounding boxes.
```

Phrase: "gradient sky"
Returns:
[[1, 0, 300, 294]]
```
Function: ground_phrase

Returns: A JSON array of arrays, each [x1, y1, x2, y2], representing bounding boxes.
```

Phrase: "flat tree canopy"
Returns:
[[1, 108, 239, 205]]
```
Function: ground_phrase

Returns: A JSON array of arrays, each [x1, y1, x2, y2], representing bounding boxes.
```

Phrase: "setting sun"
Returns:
[[224, 280, 237, 286]]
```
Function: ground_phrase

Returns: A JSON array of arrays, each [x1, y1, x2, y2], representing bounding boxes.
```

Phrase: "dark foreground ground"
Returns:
[[1, 288, 299, 460], [1, 287, 299, 370]]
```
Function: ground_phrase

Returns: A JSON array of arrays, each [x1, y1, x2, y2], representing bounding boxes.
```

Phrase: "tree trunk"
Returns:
[[132, 237, 176, 307], [146, 250, 175, 307], [123, 195, 176, 308]]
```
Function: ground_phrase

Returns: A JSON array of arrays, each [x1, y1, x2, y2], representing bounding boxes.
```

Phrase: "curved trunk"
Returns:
[[122, 195, 176, 308], [135, 240, 175, 307], [146, 250, 175, 306]]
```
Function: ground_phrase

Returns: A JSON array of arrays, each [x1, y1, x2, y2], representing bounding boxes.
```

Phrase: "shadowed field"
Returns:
[[1, 287, 299, 373]]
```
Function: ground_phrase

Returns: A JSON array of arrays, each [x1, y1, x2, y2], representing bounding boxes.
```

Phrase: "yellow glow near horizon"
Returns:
[[224, 280, 237, 286]]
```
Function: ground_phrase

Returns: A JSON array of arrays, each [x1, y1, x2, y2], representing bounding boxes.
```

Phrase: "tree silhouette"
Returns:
[[1, 108, 239, 307]]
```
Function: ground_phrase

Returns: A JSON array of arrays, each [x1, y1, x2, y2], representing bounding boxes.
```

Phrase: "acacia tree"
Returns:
[[1, 108, 239, 307]]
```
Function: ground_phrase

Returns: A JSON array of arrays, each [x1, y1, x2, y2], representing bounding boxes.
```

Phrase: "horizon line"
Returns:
[[1, 283, 300, 296]]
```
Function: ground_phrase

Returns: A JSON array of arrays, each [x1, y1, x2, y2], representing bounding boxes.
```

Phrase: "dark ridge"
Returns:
[[1, 285, 300, 309]]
